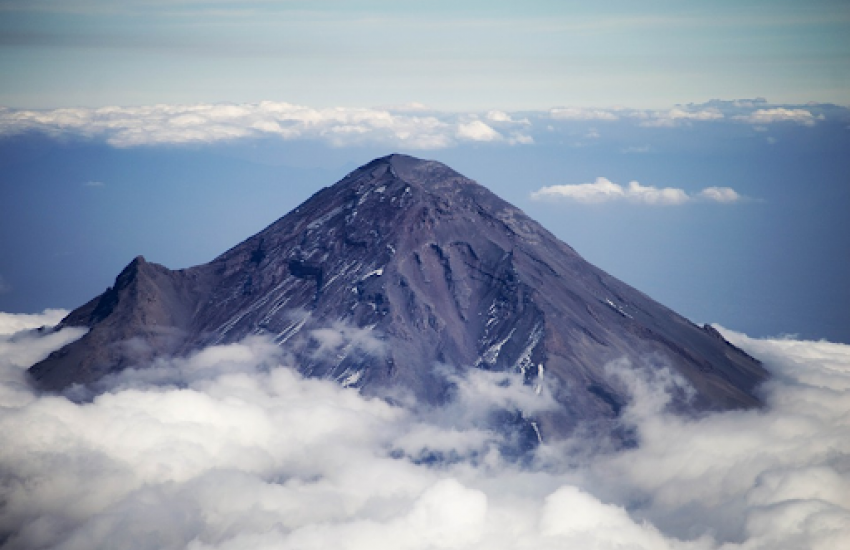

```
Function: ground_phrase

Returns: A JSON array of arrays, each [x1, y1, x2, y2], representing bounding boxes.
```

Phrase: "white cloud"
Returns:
[[550, 107, 619, 121], [0, 101, 839, 150], [0, 102, 530, 150], [639, 107, 724, 127], [568, 328, 850, 548], [1, 313, 849, 549], [456, 120, 502, 142], [307, 322, 387, 364], [697, 186, 740, 203], [625, 181, 690, 205], [0, 309, 68, 335], [734, 108, 821, 126], [531, 177, 630, 203], [0, 102, 463, 150], [530, 177, 742, 205], [540, 486, 677, 549], [485, 110, 530, 126], [485, 110, 512, 123], [0, 312, 86, 407]]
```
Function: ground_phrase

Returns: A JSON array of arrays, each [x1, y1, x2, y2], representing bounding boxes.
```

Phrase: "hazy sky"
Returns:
[[1, 0, 848, 109]]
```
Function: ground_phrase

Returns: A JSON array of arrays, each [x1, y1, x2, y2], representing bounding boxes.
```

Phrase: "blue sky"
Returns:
[[0, 1, 849, 343]]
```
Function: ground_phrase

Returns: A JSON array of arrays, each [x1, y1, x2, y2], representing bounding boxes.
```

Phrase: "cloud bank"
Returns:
[[0, 103, 525, 150], [0, 100, 839, 150], [530, 177, 742, 205], [2, 310, 849, 550]]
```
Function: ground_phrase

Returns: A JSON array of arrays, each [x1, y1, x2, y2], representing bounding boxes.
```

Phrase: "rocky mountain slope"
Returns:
[[29, 154, 768, 440]]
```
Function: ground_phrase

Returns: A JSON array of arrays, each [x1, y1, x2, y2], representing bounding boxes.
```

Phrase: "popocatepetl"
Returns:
[[29, 154, 768, 440]]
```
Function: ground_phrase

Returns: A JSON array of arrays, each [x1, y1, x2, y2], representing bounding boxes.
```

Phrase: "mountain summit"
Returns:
[[30, 154, 768, 439]]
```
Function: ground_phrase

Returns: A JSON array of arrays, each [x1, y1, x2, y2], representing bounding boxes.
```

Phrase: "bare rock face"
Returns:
[[29, 154, 768, 440]]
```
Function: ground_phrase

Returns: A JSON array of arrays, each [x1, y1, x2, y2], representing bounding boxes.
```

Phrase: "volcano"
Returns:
[[29, 154, 768, 439]]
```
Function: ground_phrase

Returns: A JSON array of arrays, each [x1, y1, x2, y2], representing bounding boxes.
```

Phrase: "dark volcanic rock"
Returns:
[[29, 154, 768, 438]]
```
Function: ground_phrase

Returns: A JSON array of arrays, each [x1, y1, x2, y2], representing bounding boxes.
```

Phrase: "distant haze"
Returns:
[[1, 1, 848, 109]]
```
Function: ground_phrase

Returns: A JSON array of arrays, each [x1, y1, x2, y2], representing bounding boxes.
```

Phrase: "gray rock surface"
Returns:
[[29, 154, 768, 439]]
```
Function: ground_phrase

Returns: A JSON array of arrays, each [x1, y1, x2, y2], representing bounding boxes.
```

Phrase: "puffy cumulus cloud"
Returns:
[[485, 110, 512, 123], [734, 108, 822, 126], [539, 486, 680, 549], [530, 178, 743, 206], [2, 311, 850, 550], [483, 111, 533, 144], [698, 186, 741, 203], [555, 328, 850, 549], [531, 177, 630, 203], [0, 335, 414, 550], [624, 181, 690, 205], [456, 120, 502, 142], [485, 110, 531, 125]]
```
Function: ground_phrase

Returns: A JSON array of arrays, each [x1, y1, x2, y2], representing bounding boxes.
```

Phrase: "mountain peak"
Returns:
[[354, 153, 457, 181], [29, 154, 768, 443], [339, 153, 488, 203]]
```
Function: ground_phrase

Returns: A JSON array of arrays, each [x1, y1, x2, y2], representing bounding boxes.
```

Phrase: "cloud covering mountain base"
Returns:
[[1, 311, 848, 550]]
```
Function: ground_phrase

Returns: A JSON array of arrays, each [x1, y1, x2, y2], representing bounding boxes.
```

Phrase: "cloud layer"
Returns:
[[0, 100, 838, 150], [531, 177, 742, 205], [0, 103, 525, 150], [2, 311, 849, 549]]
